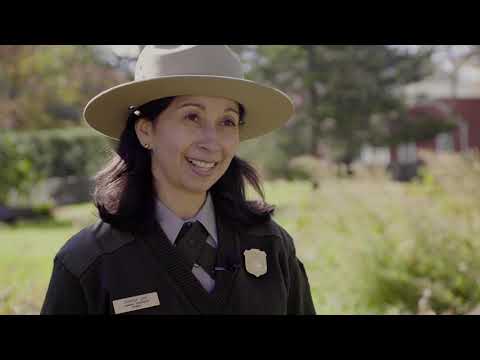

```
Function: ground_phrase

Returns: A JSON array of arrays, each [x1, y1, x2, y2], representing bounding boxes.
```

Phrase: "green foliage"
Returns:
[[0, 128, 111, 204], [237, 45, 436, 162], [3, 128, 111, 178], [356, 151, 480, 314], [31, 203, 55, 218], [0, 133, 40, 204], [0, 45, 130, 130], [255, 151, 480, 314], [287, 155, 337, 182], [286, 157, 316, 182], [238, 116, 313, 180], [238, 130, 288, 180]]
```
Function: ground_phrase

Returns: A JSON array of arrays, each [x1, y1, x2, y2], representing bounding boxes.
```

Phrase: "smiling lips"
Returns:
[[186, 157, 219, 174]]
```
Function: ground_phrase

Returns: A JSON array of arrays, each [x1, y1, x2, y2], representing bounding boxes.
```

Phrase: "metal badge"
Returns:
[[243, 249, 267, 278]]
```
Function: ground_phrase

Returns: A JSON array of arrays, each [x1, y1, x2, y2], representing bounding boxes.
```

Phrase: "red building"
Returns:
[[390, 98, 480, 165]]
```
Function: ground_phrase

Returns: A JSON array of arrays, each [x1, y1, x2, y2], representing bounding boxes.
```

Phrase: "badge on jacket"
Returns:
[[244, 249, 267, 278]]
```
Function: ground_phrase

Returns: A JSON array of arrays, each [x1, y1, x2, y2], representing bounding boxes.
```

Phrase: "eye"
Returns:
[[185, 112, 200, 122], [223, 117, 238, 127]]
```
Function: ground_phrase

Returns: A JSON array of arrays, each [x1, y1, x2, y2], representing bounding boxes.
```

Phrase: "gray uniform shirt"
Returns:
[[155, 192, 218, 293]]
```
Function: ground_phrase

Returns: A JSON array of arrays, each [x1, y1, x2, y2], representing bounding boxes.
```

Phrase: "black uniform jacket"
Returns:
[[41, 210, 316, 315]]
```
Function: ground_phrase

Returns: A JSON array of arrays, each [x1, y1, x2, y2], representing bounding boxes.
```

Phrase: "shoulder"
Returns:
[[244, 217, 297, 255], [55, 220, 135, 278]]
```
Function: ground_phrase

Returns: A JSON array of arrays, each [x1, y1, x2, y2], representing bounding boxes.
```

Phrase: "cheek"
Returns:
[[227, 144, 239, 161], [223, 134, 240, 156], [154, 130, 190, 156]]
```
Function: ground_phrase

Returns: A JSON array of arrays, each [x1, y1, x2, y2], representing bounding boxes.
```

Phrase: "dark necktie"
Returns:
[[175, 221, 217, 277]]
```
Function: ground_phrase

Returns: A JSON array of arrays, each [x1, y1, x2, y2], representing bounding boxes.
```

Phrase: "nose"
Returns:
[[197, 125, 222, 152]]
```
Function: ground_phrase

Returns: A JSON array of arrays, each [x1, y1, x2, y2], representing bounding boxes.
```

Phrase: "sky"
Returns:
[[109, 45, 141, 58]]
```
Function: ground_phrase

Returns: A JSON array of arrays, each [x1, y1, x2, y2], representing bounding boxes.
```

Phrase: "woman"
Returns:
[[41, 45, 316, 315]]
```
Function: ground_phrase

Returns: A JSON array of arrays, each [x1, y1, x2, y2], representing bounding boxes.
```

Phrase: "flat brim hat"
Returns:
[[83, 45, 295, 142]]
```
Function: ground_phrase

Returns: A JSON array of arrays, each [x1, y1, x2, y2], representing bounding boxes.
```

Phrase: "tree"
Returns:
[[0, 45, 131, 130], [239, 45, 436, 170]]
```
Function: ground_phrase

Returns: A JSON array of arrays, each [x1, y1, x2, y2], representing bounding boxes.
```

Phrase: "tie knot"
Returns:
[[183, 221, 194, 231], [174, 220, 217, 276], [176, 221, 207, 246]]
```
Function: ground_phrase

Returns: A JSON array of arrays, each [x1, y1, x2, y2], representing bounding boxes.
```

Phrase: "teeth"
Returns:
[[187, 158, 216, 169]]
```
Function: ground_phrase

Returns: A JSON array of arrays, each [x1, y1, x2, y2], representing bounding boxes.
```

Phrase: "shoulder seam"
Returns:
[[76, 238, 137, 279], [57, 221, 135, 279], [244, 218, 283, 237]]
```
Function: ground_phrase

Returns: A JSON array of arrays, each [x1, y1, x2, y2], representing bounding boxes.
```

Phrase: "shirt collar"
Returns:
[[155, 192, 218, 246]]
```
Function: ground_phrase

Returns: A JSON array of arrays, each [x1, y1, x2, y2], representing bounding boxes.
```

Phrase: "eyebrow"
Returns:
[[177, 102, 240, 116]]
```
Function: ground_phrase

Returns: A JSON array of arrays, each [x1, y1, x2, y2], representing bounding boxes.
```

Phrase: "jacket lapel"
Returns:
[[137, 211, 241, 314]]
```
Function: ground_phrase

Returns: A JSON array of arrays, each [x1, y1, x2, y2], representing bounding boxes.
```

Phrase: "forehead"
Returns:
[[171, 95, 240, 110]]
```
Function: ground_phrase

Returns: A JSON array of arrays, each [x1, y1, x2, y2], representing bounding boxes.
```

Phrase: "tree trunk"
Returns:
[[304, 45, 321, 157]]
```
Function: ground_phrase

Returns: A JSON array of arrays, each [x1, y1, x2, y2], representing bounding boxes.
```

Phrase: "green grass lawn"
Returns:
[[0, 203, 97, 314]]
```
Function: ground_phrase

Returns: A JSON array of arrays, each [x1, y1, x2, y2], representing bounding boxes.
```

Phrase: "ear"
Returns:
[[134, 118, 153, 148]]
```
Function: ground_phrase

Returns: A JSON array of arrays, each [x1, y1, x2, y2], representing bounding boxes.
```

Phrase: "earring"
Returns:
[[144, 143, 150, 150]]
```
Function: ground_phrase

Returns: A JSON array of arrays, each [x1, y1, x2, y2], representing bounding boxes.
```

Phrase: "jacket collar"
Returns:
[[155, 192, 218, 246]]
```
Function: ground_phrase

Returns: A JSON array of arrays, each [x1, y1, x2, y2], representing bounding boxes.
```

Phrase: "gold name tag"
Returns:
[[112, 292, 160, 314]]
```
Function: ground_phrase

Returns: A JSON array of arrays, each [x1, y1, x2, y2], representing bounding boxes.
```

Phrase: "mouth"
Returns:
[[185, 157, 219, 176]]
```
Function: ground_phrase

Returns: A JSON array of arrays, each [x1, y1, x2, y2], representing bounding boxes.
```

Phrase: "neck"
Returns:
[[155, 184, 207, 220]]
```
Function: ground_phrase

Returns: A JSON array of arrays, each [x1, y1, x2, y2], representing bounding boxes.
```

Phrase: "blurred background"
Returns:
[[1, 45, 480, 315]]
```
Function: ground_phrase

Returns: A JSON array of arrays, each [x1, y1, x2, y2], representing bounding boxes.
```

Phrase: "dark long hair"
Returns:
[[93, 97, 275, 234]]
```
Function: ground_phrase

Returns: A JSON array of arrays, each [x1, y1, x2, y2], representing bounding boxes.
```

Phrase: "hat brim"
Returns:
[[83, 75, 294, 142]]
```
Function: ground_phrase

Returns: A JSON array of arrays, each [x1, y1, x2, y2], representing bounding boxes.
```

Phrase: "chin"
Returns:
[[184, 182, 213, 195]]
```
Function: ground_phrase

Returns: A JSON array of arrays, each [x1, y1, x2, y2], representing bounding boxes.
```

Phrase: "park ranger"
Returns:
[[41, 45, 315, 315]]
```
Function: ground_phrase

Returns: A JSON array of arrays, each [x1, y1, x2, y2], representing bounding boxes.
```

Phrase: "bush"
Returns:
[[0, 128, 111, 205], [352, 163, 390, 182], [353, 150, 480, 314], [238, 122, 312, 181], [0, 134, 40, 204], [287, 155, 338, 182], [265, 151, 480, 314], [238, 131, 292, 180], [7, 127, 111, 178]]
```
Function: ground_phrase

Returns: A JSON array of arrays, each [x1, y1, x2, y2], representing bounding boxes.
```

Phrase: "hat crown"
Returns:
[[134, 45, 245, 81]]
